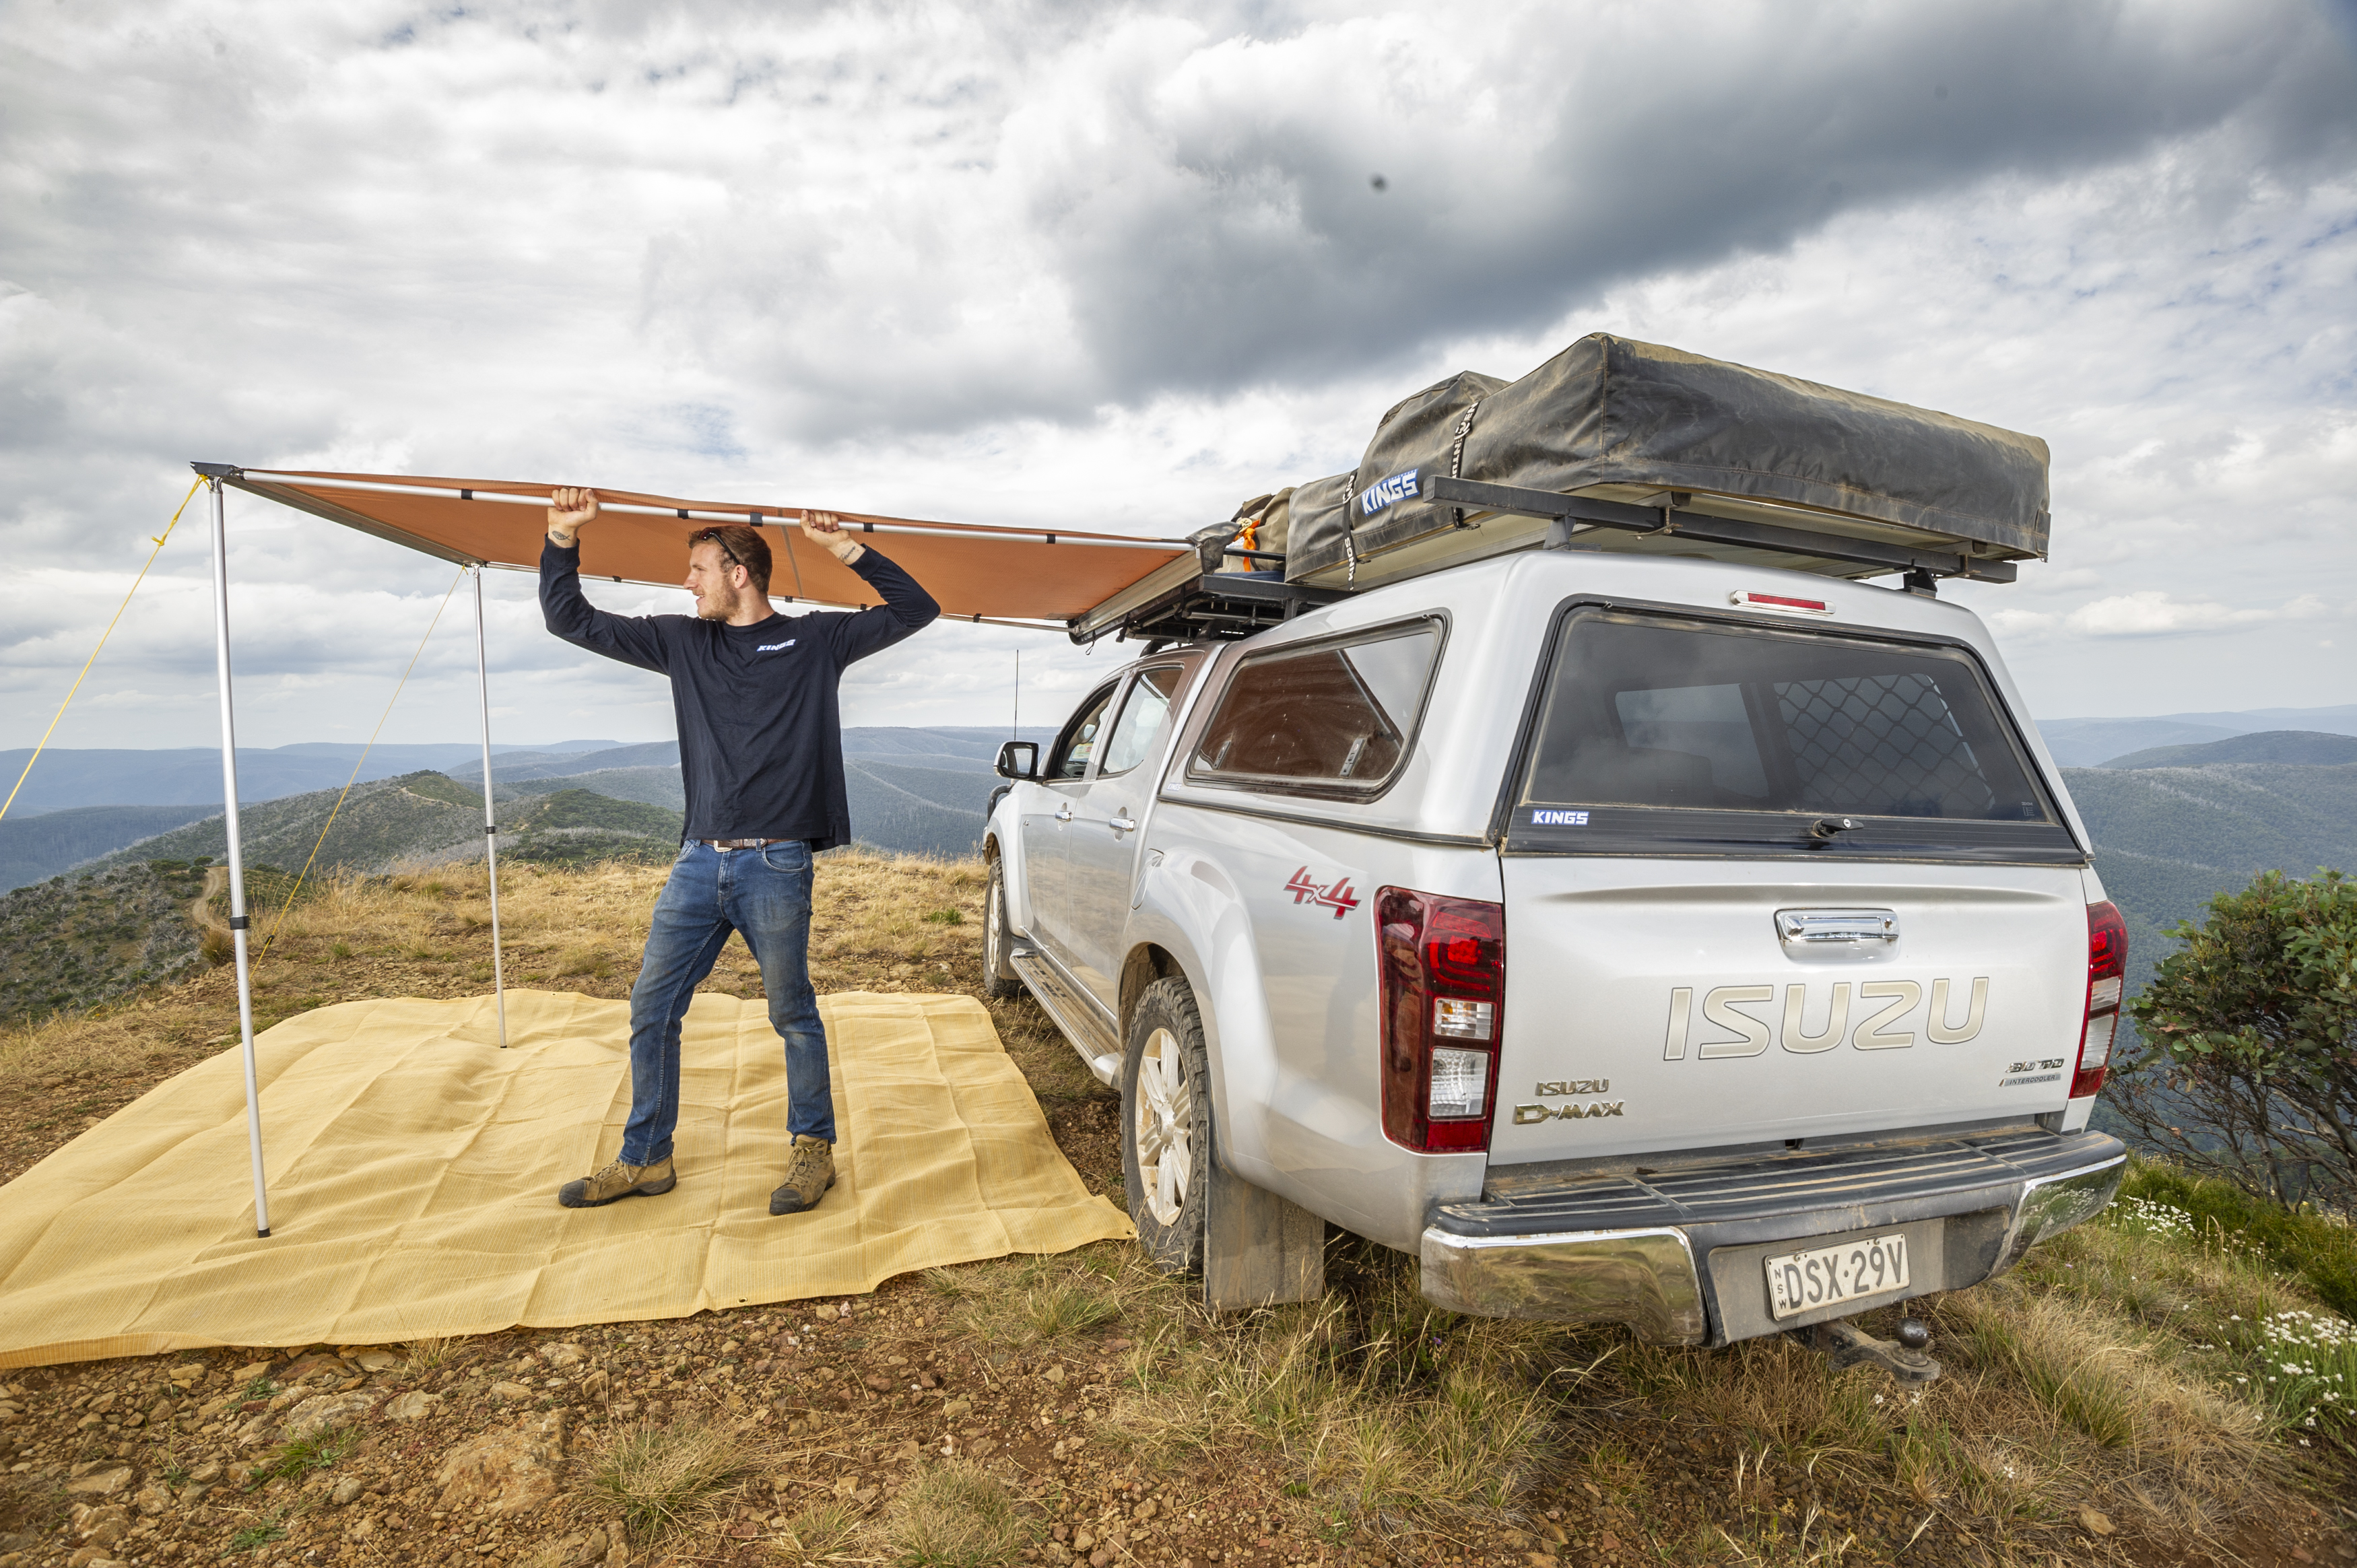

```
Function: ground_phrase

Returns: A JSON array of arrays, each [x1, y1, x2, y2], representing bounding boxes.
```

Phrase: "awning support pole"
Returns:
[[205, 475, 271, 1238], [471, 564, 508, 1048]]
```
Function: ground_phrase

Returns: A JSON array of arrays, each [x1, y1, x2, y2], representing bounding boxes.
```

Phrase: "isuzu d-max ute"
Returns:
[[978, 336, 2126, 1367]]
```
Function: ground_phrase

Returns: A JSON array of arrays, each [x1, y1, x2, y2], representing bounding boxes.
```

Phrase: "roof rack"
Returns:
[[1423, 476, 2020, 584], [1070, 529, 1341, 645], [1065, 475, 2017, 646]]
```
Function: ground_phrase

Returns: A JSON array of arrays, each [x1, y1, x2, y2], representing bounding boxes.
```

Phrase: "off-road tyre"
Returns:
[[983, 854, 1020, 1000], [1121, 976, 1212, 1274]]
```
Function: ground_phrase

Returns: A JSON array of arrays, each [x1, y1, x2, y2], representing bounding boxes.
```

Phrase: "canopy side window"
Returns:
[[1186, 620, 1445, 800]]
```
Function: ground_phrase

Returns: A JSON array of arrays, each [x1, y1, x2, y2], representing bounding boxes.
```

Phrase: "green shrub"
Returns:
[[2113, 868, 2357, 1206]]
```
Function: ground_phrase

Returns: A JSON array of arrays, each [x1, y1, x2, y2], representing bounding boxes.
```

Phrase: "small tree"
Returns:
[[2112, 868, 2357, 1206]]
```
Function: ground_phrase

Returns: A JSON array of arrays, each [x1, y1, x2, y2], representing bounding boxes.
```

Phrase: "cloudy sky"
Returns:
[[3, 0, 2354, 754]]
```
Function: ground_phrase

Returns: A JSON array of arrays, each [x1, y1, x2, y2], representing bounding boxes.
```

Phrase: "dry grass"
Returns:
[[941, 1246, 1158, 1351], [0, 850, 1038, 1113], [587, 1418, 766, 1545], [403, 1334, 460, 1375], [877, 1461, 1034, 1567], [1102, 1242, 1581, 1528], [770, 1497, 867, 1565]]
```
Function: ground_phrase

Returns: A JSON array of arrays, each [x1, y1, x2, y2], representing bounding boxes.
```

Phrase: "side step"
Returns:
[[1008, 947, 1123, 1085]]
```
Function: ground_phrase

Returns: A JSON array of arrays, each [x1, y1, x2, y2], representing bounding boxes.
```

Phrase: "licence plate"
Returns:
[[1764, 1232, 1911, 1320]]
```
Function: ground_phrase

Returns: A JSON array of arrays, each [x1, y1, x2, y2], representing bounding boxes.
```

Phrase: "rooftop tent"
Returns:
[[222, 468, 1198, 625]]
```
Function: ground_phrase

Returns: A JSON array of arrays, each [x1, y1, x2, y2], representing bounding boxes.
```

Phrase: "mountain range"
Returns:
[[2, 727, 1056, 891], [5, 713, 2353, 993], [2096, 730, 2357, 771], [2035, 704, 2357, 767]]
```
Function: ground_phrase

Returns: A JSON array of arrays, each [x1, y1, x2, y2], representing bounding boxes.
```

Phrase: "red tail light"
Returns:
[[2073, 901, 2128, 1099], [1375, 887, 1505, 1151]]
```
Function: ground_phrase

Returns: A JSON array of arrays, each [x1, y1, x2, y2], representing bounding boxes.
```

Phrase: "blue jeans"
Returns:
[[619, 839, 833, 1165]]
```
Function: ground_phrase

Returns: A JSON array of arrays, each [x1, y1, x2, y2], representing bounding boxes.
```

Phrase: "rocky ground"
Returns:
[[0, 1279, 1360, 1568], [4, 855, 2356, 1568]]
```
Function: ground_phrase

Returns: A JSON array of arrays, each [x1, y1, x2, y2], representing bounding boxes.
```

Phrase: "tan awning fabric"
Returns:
[[0, 989, 1133, 1366], [224, 468, 1195, 625]]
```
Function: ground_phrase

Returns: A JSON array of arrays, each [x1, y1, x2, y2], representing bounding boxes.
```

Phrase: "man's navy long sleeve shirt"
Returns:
[[539, 537, 940, 849]]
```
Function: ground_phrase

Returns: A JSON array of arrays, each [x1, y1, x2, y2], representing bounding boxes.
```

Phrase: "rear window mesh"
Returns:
[[1777, 675, 1999, 819]]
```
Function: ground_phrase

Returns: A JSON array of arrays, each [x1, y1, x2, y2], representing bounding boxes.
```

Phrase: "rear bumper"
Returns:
[[1418, 1127, 2125, 1344]]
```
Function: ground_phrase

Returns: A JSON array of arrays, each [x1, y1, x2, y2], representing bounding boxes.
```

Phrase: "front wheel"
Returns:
[[1121, 976, 1211, 1273], [983, 855, 1020, 1000]]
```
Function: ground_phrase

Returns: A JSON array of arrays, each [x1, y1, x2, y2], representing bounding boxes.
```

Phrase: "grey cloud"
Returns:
[[0, 0, 2350, 748], [1022, 1, 2357, 403]]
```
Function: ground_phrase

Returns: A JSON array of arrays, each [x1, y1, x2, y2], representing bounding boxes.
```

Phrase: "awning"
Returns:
[[222, 467, 1196, 626]]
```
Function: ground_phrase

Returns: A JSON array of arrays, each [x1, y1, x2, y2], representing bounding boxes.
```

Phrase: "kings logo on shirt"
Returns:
[[756, 639, 798, 652]]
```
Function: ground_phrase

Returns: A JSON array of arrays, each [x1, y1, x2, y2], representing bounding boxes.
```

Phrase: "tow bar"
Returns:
[[1791, 1315, 1941, 1384]]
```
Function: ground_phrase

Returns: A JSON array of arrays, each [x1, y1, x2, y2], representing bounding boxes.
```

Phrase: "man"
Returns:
[[538, 487, 939, 1215]]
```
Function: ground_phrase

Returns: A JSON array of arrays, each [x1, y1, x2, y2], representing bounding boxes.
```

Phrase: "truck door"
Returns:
[[1063, 662, 1191, 1004], [1022, 679, 1119, 970]]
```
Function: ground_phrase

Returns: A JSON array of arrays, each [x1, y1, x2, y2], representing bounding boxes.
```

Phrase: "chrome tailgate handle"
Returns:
[[1776, 908, 1897, 947]]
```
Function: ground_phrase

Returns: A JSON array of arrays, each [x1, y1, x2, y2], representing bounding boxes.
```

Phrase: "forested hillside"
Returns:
[[0, 859, 209, 1023], [95, 774, 685, 879], [2063, 761, 2357, 980], [0, 803, 216, 890]]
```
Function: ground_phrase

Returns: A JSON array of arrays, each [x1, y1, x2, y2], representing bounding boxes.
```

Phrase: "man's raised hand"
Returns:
[[801, 510, 867, 566], [547, 487, 601, 547]]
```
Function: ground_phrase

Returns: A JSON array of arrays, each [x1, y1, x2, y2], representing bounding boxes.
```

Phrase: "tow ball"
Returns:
[[1789, 1315, 1941, 1385]]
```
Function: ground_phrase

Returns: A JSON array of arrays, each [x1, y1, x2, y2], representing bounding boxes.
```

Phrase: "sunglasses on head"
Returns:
[[688, 529, 744, 569]]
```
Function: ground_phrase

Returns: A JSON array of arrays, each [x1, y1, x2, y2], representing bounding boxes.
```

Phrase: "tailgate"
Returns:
[[1491, 859, 2088, 1163], [1487, 600, 2090, 1163]]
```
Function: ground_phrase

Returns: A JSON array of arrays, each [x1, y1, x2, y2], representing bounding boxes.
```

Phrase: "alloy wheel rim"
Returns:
[[1135, 1025, 1191, 1227]]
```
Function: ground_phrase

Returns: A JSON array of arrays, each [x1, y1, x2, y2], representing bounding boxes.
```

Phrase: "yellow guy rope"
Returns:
[[255, 565, 468, 963], [0, 477, 207, 824]]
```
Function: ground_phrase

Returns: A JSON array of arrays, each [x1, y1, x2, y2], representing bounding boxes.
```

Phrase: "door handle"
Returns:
[[1054, 804, 1073, 823], [1110, 813, 1137, 836]]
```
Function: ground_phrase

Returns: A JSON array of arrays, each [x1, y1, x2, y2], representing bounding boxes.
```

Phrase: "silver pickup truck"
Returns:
[[981, 340, 2125, 1369]]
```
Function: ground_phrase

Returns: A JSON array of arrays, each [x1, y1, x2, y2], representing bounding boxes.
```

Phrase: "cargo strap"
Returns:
[[1445, 398, 1484, 528], [1339, 469, 1360, 586]]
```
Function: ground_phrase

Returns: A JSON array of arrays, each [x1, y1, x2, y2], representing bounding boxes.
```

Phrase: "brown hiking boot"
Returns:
[[558, 1155, 676, 1209], [768, 1135, 836, 1216]]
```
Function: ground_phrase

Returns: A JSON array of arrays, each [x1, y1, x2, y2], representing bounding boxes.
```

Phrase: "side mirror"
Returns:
[[995, 741, 1039, 780]]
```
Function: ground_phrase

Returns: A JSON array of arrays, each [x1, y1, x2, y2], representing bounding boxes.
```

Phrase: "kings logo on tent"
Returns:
[[1358, 468, 1420, 517]]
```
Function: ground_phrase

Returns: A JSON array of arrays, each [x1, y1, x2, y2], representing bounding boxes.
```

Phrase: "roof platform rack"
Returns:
[[1069, 527, 1343, 646], [1420, 475, 2020, 584], [1064, 473, 2020, 647]]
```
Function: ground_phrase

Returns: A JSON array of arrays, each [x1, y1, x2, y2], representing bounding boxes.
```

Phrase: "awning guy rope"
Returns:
[[0, 477, 204, 823]]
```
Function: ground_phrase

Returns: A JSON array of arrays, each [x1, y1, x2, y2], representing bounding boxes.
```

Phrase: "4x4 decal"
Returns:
[[1285, 866, 1362, 920]]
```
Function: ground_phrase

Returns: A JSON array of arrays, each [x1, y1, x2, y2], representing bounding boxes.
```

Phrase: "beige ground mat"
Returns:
[[0, 989, 1133, 1367]]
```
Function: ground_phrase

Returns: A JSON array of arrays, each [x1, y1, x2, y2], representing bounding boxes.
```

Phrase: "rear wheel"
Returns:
[[1121, 976, 1211, 1273], [983, 854, 1020, 1000]]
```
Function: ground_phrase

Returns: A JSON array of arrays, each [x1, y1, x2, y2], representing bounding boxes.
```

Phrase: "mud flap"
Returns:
[[1203, 1161, 1324, 1311]]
